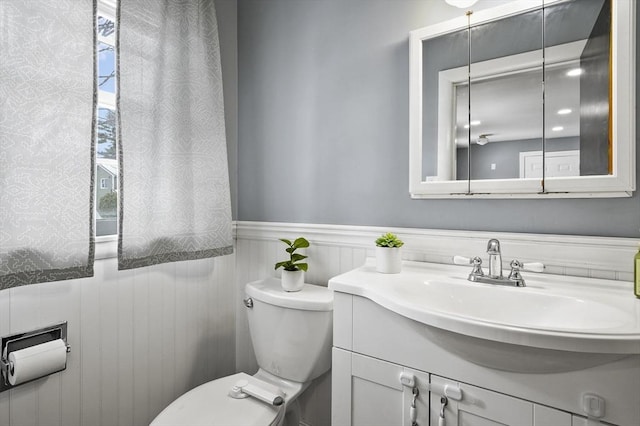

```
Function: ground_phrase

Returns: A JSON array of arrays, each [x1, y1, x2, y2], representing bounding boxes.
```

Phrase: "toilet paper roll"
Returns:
[[8, 339, 67, 386]]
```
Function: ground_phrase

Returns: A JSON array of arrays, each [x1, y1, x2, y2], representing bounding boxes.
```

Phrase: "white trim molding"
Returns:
[[236, 221, 638, 281]]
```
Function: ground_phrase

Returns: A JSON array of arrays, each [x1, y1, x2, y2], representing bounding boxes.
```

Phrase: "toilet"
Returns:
[[150, 277, 333, 426]]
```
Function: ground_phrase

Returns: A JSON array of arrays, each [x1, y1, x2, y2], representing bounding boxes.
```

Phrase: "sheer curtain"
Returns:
[[117, 0, 233, 270], [0, 0, 97, 289]]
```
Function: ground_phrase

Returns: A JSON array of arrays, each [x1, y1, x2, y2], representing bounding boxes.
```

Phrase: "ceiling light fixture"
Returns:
[[566, 68, 583, 77], [557, 108, 572, 115], [463, 120, 481, 129], [552, 126, 564, 132], [445, 0, 479, 8], [477, 135, 489, 145]]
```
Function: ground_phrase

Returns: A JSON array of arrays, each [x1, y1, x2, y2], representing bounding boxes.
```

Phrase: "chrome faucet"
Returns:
[[486, 239, 502, 279], [453, 239, 545, 287]]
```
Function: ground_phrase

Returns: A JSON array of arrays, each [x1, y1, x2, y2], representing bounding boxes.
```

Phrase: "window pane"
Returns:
[[98, 41, 115, 93], [98, 16, 115, 39], [96, 107, 117, 236], [96, 162, 117, 236], [96, 11, 117, 237], [97, 107, 116, 159]]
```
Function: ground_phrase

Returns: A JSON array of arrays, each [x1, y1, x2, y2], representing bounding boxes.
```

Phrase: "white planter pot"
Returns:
[[376, 246, 402, 274], [281, 270, 305, 292]]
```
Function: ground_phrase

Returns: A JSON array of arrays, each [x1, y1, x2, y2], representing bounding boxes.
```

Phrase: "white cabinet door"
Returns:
[[431, 375, 572, 426], [332, 348, 429, 426]]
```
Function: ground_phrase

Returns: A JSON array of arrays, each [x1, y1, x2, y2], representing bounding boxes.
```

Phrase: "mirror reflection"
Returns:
[[545, 0, 612, 177], [421, 0, 611, 185]]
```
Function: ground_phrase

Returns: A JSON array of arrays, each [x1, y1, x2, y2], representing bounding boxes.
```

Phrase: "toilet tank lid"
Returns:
[[246, 278, 333, 311]]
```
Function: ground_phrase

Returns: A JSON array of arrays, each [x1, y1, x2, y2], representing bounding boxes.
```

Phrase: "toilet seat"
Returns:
[[150, 373, 285, 426]]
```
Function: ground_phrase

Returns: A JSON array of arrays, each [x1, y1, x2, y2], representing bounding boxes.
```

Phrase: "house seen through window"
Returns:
[[96, 1, 117, 237]]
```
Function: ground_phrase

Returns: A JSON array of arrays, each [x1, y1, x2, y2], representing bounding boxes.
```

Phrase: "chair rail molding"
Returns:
[[235, 221, 638, 280]]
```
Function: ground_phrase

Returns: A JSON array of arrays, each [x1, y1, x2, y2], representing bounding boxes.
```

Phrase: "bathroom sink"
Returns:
[[422, 278, 633, 332], [329, 259, 640, 373]]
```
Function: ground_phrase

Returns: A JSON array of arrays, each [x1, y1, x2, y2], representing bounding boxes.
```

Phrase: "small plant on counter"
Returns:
[[375, 233, 403, 274], [275, 237, 310, 272], [375, 232, 404, 248]]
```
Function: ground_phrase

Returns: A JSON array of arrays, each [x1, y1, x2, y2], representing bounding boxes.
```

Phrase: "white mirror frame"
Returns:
[[409, 0, 636, 199]]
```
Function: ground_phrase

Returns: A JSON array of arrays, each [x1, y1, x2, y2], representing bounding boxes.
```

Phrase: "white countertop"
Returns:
[[329, 259, 640, 354]]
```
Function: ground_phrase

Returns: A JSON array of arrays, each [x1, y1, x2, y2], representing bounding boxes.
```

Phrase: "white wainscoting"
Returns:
[[0, 248, 236, 426], [1, 222, 635, 426], [235, 221, 638, 426]]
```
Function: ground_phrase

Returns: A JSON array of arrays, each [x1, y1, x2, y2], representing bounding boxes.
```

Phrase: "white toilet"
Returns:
[[150, 277, 333, 426]]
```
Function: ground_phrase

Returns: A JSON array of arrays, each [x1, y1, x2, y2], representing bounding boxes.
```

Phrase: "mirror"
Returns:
[[409, 0, 635, 198]]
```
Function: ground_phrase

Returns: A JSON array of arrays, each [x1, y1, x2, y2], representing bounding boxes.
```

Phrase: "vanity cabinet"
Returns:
[[330, 291, 634, 426], [332, 349, 430, 426], [333, 347, 573, 426]]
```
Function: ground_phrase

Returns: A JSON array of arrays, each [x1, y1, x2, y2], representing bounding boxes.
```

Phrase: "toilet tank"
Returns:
[[245, 278, 333, 383]]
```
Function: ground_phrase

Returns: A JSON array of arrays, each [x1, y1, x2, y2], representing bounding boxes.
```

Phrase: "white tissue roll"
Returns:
[[8, 339, 67, 386]]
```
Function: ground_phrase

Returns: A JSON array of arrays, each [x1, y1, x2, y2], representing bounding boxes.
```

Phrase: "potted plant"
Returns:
[[275, 237, 310, 292], [375, 232, 404, 273]]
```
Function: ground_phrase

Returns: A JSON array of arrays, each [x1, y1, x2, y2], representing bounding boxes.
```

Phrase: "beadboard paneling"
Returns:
[[236, 221, 639, 279], [0, 250, 236, 426]]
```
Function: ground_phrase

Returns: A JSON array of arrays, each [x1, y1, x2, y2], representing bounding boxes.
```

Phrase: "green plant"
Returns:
[[275, 237, 310, 271], [375, 232, 404, 248], [98, 192, 117, 217]]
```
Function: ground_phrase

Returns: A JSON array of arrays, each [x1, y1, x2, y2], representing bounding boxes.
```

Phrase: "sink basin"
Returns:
[[329, 259, 640, 373], [422, 278, 633, 332]]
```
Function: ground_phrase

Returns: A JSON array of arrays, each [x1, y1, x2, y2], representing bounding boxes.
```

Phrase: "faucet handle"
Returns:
[[509, 260, 544, 273], [469, 256, 484, 276], [453, 255, 471, 265], [521, 262, 544, 273], [453, 255, 484, 277], [508, 260, 525, 286]]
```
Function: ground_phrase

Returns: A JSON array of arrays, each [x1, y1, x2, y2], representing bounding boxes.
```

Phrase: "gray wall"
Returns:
[[237, 0, 640, 238]]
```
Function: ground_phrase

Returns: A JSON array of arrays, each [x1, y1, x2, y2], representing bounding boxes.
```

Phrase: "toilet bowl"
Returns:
[[150, 278, 333, 426]]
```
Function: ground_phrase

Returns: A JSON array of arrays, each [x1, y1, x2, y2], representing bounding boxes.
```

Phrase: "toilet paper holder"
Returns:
[[0, 322, 70, 393]]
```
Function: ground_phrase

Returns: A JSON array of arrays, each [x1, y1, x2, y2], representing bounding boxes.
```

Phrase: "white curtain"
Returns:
[[0, 0, 97, 289], [117, 0, 233, 270]]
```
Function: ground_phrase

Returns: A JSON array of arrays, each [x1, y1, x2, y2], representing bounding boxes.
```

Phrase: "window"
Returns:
[[96, 0, 118, 237]]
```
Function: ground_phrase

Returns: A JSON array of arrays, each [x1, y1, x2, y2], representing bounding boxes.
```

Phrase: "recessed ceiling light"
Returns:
[[552, 126, 564, 132], [557, 108, 572, 115], [445, 0, 479, 8], [463, 120, 481, 129], [566, 68, 583, 77]]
